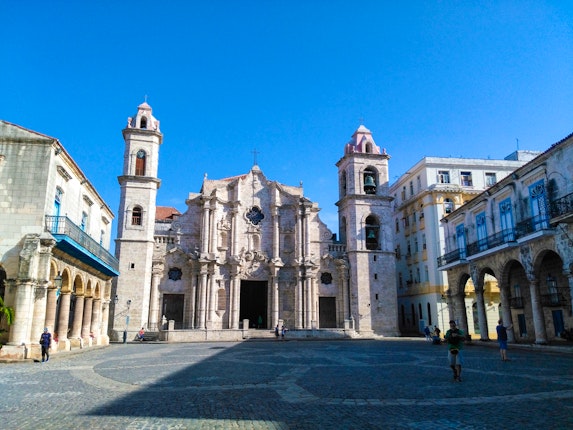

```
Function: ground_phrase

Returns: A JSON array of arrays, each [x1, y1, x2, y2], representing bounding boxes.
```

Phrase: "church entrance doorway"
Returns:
[[240, 280, 268, 329], [162, 294, 184, 329], [319, 297, 337, 328]]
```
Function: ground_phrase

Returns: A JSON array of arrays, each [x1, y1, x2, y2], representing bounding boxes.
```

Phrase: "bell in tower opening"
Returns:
[[364, 173, 376, 194]]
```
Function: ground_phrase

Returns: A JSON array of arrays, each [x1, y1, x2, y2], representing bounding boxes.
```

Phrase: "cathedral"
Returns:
[[110, 102, 398, 341]]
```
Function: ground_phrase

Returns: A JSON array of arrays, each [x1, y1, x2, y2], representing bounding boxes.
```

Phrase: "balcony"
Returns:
[[466, 229, 517, 257], [540, 293, 568, 307], [437, 248, 466, 268], [550, 192, 573, 224], [45, 216, 119, 277], [515, 215, 551, 238]]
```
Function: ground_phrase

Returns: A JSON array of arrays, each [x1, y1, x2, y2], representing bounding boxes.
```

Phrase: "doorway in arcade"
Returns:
[[240, 280, 268, 329]]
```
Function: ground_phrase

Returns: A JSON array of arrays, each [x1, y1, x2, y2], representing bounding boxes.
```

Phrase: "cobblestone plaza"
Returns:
[[1, 339, 572, 429]]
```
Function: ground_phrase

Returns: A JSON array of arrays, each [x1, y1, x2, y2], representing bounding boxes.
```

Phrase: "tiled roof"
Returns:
[[155, 206, 181, 221]]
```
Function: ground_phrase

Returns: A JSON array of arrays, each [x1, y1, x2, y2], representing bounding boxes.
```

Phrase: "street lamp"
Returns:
[[123, 299, 132, 344]]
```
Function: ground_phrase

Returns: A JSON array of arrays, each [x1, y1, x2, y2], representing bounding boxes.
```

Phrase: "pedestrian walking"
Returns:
[[137, 327, 145, 341], [424, 326, 431, 341], [274, 324, 279, 339], [433, 325, 441, 338], [281, 325, 287, 340], [496, 319, 513, 361], [39, 327, 52, 363], [445, 320, 465, 382]]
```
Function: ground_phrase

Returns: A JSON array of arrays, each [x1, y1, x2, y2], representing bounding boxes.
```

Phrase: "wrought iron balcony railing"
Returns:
[[540, 293, 567, 307], [45, 215, 119, 274], [437, 248, 466, 268], [466, 228, 517, 257], [550, 192, 573, 221], [515, 215, 551, 238]]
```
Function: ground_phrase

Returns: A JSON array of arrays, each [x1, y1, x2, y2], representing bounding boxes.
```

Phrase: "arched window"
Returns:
[[365, 142, 373, 153], [140, 116, 147, 129], [132, 206, 142, 226], [365, 215, 379, 250], [135, 150, 146, 176], [444, 198, 454, 214], [340, 171, 347, 198]]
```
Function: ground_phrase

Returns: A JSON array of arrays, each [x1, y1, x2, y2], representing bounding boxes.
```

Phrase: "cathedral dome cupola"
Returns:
[[126, 101, 161, 132]]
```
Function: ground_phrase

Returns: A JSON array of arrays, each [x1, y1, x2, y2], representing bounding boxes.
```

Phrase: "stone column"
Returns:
[[272, 206, 280, 259], [57, 292, 71, 341], [210, 205, 217, 255], [231, 208, 238, 256], [201, 204, 210, 253], [474, 285, 489, 340], [90, 298, 101, 338], [565, 269, 573, 317], [451, 291, 468, 334], [305, 276, 312, 329], [70, 295, 85, 339], [188, 271, 198, 329], [528, 277, 548, 344], [229, 274, 239, 329], [296, 211, 302, 261], [100, 299, 110, 342], [30, 285, 48, 346], [310, 275, 317, 327], [272, 274, 279, 328], [8, 281, 35, 346], [149, 263, 163, 331], [45, 287, 58, 334], [296, 275, 303, 329], [336, 261, 350, 321], [197, 270, 208, 329], [207, 271, 216, 329], [499, 281, 515, 342], [81, 296, 93, 338]]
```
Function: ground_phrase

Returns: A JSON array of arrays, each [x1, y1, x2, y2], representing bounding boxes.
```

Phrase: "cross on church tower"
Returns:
[[252, 148, 260, 166]]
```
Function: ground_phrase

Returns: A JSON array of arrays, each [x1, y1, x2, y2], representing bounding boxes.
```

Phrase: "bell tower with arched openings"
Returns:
[[336, 125, 398, 336], [112, 101, 162, 340]]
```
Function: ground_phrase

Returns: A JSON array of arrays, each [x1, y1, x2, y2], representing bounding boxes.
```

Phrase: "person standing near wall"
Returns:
[[39, 328, 51, 363]]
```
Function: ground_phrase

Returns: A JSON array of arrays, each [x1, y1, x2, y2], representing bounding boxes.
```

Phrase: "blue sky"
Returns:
[[2, 1, 572, 239]]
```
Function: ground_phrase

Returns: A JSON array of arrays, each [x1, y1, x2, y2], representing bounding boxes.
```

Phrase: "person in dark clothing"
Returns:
[[496, 319, 513, 361], [39, 328, 52, 363], [445, 320, 465, 382]]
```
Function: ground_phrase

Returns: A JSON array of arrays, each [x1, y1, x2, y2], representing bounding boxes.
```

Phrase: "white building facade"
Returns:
[[111, 104, 398, 341], [0, 121, 118, 360], [390, 153, 538, 336]]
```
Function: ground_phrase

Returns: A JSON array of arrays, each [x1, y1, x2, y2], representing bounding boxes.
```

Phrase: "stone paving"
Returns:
[[1, 338, 572, 429]]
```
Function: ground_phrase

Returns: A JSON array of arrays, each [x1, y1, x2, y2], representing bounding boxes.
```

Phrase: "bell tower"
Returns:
[[336, 125, 398, 336], [112, 102, 162, 340]]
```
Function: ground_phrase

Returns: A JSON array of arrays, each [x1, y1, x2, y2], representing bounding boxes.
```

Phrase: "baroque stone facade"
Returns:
[[111, 103, 398, 340]]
